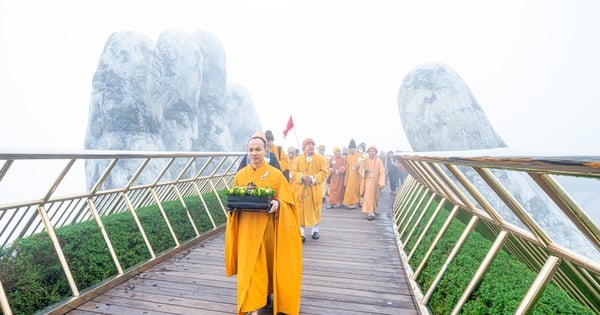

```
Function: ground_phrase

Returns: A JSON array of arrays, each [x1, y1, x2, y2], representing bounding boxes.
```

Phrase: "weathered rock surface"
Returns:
[[397, 63, 597, 261], [84, 29, 261, 189], [398, 63, 505, 152]]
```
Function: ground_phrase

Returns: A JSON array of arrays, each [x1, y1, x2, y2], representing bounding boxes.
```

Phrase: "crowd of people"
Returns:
[[225, 129, 407, 315]]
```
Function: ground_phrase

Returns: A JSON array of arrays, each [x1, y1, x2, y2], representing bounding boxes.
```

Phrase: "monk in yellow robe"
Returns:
[[316, 144, 328, 200], [265, 130, 290, 179], [287, 146, 297, 185], [225, 132, 302, 315], [343, 139, 363, 209], [325, 147, 347, 208], [359, 145, 386, 220], [290, 138, 328, 241]]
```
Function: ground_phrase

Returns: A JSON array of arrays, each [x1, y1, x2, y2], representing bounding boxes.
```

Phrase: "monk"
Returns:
[[342, 139, 363, 209], [287, 146, 297, 165], [316, 144, 328, 200], [290, 138, 328, 241], [265, 130, 290, 179], [325, 147, 347, 208], [359, 145, 386, 220], [224, 131, 302, 315]]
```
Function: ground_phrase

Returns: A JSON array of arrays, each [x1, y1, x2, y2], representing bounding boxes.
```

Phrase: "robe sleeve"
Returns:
[[313, 155, 329, 184], [224, 211, 238, 276]]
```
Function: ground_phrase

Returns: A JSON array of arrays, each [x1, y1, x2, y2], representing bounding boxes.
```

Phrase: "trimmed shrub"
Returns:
[[407, 204, 595, 314], [0, 192, 226, 315]]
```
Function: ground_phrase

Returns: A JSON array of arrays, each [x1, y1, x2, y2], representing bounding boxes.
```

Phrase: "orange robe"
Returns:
[[327, 155, 347, 204], [343, 152, 364, 206], [269, 143, 289, 174], [224, 162, 302, 315], [359, 156, 386, 214], [290, 153, 328, 227], [321, 155, 329, 197]]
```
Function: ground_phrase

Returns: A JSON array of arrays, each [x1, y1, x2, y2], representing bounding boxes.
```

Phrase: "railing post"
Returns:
[[37, 205, 80, 297], [399, 188, 430, 238], [0, 279, 12, 315], [515, 256, 562, 314], [150, 189, 180, 246], [401, 193, 436, 247], [121, 192, 156, 259], [86, 199, 124, 275], [407, 198, 446, 261], [422, 216, 479, 304], [393, 179, 419, 225], [174, 184, 201, 236], [397, 185, 424, 229], [451, 230, 508, 314], [412, 205, 459, 281]]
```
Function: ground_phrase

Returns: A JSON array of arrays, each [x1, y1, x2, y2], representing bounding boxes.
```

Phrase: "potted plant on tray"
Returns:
[[224, 182, 276, 212]]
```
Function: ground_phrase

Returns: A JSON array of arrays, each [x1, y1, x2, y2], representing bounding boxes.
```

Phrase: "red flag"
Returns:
[[283, 115, 294, 138]]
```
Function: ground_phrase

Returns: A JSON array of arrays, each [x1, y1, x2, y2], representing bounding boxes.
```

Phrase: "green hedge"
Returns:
[[0, 191, 227, 315], [402, 199, 594, 314]]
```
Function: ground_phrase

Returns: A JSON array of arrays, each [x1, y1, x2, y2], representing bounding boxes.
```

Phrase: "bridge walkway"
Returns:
[[66, 189, 418, 315]]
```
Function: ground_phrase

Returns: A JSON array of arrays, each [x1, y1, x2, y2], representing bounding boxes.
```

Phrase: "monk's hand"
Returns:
[[301, 174, 311, 184], [269, 199, 279, 214]]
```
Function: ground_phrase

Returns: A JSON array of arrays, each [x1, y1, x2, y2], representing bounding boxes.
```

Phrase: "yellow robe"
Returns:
[[359, 156, 386, 214], [343, 152, 364, 206], [290, 153, 328, 227], [327, 155, 347, 204], [269, 143, 289, 173], [224, 162, 302, 315]]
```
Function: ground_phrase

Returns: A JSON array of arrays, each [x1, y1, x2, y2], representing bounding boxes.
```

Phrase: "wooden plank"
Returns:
[[66, 190, 419, 314]]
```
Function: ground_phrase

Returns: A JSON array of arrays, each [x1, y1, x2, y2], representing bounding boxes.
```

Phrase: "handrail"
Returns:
[[3, 149, 599, 314], [394, 149, 600, 314], [0, 150, 243, 314]]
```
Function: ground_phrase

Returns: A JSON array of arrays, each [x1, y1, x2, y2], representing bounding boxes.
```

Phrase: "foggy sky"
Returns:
[[1, 0, 599, 154]]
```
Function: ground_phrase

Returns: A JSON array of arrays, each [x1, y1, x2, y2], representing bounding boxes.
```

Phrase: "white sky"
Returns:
[[1, 0, 599, 154]]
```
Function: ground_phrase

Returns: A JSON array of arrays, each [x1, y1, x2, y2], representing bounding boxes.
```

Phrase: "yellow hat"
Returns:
[[302, 138, 315, 148], [333, 146, 341, 153]]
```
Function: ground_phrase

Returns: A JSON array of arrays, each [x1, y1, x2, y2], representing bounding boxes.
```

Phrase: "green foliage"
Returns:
[[428, 225, 490, 314], [416, 218, 463, 291], [224, 185, 276, 197], [406, 205, 595, 315], [401, 196, 440, 253], [409, 207, 450, 266], [0, 236, 67, 315], [0, 192, 226, 315]]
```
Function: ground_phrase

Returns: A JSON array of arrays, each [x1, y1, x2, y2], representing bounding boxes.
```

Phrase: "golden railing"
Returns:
[[0, 150, 243, 315], [394, 149, 600, 314], [3, 149, 599, 314]]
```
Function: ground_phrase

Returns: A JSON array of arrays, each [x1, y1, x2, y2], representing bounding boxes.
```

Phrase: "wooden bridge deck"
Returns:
[[64, 190, 419, 315]]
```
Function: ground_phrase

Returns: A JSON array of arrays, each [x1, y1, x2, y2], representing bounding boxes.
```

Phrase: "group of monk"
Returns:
[[283, 138, 387, 221], [318, 139, 386, 221], [225, 130, 388, 315]]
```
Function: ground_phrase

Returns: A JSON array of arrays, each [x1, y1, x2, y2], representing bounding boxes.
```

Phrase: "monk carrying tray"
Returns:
[[226, 195, 272, 212]]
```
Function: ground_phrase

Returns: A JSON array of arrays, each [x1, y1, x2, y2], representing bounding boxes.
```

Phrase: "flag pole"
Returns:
[[293, 128, 300, 151]]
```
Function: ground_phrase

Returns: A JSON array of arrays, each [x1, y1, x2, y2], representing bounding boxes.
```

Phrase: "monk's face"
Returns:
[[304, 142, 315, 156], [288, 149, 295, 159], [368, 149, 377, 158], [247, 138, 266, 167]]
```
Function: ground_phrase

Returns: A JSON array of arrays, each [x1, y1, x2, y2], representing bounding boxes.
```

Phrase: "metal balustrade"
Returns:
[[3, 149, 600, 314], [0, 150, 243, 315], [394, 149, 600, 314]]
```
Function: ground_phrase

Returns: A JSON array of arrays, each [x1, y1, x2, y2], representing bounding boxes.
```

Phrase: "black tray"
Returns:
[[226, 195, 271, 212]]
